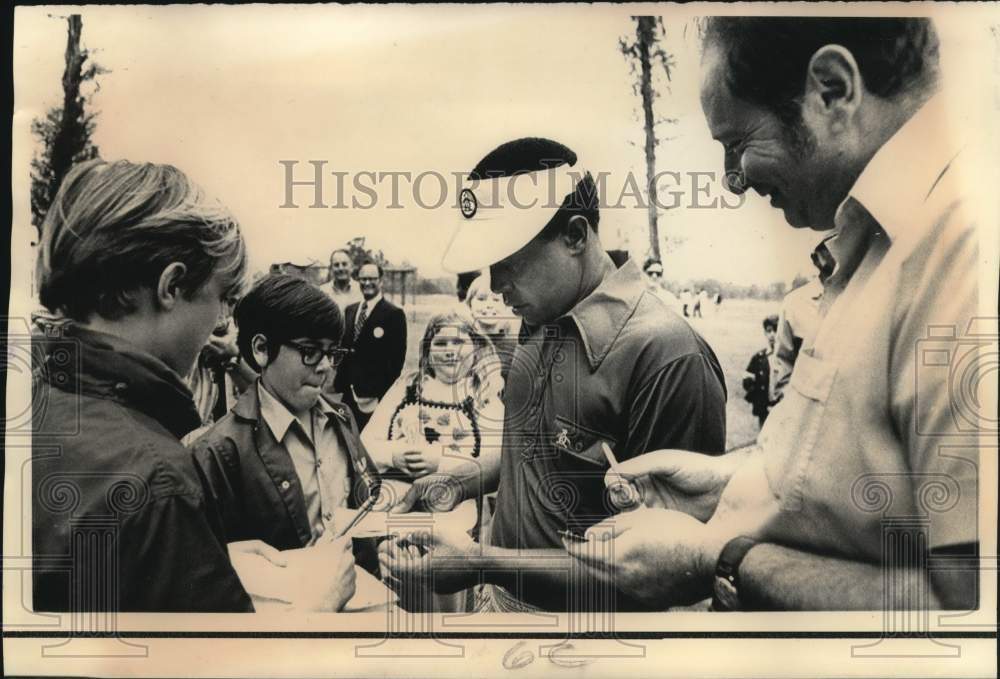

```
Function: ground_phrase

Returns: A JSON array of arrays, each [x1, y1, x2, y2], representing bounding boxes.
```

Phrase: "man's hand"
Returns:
[[390, 473, 464, 513], [605, 449, 745, 521], [562, 508, 722, 609], [378, 528, 476, 595], [202, 333, 240, 367], [289, 537, 357, 611]]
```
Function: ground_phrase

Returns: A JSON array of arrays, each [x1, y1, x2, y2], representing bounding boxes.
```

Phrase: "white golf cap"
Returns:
[[441, 163, 588, 273]]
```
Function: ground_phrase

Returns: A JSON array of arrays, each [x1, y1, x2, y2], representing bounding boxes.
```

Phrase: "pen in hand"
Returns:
[[602, 442, 640, 510], [335, 493, 379, 539]]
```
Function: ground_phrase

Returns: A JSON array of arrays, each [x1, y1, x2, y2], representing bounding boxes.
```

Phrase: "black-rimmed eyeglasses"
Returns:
[[284, 341, 348, 368]]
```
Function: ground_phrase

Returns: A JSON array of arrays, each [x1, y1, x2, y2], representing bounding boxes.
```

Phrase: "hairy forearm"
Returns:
[[740, 543, 967, 611], [434, 545, 597, 608]]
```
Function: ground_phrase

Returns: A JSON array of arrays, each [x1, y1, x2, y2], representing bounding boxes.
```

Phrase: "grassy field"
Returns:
[[390, 293, 779, 452]]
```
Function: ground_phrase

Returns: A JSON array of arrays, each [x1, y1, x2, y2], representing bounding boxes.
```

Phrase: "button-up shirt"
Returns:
[[490, 258, 728, 609], [326, 281, 363, 314], [730, 95, 985, 562], [773, 276, 824, 396], [257, 384, 351, 540]]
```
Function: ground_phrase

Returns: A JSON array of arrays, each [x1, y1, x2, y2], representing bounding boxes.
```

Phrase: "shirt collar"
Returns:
[[360, 293, 382, 309], [561, 258, 645, 370], [256, 381, 335, 443], [834, 93, 962, 242], [42, 323, 202, 439]]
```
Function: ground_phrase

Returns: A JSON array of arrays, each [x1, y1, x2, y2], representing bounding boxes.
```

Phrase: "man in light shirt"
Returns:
[[566, 17, 985, 612], [326, 248, 363, 311]]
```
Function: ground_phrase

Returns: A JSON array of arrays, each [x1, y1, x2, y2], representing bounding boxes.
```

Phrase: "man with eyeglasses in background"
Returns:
[[334, 260, 408, 429], [192, 274, 383, 608], [642, 256, 682, 312]]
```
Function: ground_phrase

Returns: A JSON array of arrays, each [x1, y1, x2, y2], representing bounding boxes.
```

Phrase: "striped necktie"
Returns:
[[353, 302, 368, 342]]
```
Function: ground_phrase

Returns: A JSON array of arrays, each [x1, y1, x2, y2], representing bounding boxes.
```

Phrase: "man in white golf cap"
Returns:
[[380, 137, 727, 611]]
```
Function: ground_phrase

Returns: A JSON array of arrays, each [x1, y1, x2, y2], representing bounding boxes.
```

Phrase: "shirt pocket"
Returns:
[[548, 415, 618, 531], [760, 350, 838, 512]]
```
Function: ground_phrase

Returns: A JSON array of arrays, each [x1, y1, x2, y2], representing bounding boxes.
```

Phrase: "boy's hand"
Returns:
[[290, 537, 357, 611]]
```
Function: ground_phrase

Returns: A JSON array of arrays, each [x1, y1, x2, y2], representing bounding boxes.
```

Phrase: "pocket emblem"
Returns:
[[555, 428, 571, 450]]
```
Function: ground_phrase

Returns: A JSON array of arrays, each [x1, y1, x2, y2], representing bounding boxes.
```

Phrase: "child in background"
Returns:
[[363, 306, 503, 483], [742, 314, 781, 428], [362, 306, 504, 612], [464, 271, 519, 382]]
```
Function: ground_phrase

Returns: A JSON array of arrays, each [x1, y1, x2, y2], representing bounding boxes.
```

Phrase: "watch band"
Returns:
[[711, 536, 757, 612]]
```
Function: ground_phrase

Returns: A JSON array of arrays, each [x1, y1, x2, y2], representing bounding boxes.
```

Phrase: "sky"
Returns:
[[12, 3, 999, 286]]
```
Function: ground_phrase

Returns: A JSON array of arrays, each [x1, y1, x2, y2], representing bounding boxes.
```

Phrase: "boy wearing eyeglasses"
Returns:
[[191, 275, 382, 583]]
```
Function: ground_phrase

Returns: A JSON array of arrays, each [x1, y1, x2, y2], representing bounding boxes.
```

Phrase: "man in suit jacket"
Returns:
[[334, 260, 407, 429]]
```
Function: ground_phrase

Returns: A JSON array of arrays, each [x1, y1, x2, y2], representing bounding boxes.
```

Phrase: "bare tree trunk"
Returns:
[[636, 17, 660, 260]]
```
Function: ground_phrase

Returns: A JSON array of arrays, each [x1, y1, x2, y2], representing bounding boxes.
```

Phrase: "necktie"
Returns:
[[353, 302, 368, 342]]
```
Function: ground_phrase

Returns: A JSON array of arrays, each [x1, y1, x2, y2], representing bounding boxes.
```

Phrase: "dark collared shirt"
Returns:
[[489, 259, 727, 608]]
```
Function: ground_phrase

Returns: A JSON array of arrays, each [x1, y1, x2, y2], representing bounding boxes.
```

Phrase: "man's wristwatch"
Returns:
[[711, 536, 757, 612]]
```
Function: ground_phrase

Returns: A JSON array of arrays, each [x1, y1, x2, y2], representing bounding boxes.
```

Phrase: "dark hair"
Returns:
[[606, 249, 630, 268], [234, 274, 343, 371], [469, 137, 599, 240], [703, 18, 939, 126], [36, 159, 247, 321], [357, 259, 383, 278], [642, 257, 663, 273], [763, 314, 779, 332], [456, 271, 480, 302]]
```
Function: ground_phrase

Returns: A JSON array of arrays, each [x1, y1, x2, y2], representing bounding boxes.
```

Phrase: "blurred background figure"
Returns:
[[700, 289, 711, 316], [455, 270, 480, 303], [680, 288, 693, 317], [325, 248, 363, 310], [641, 257, 682, 312], [185, 317, 256, 441], [362, 305, 504, 612], [742, 314, 781, 428], [464, 270, 519, 381]]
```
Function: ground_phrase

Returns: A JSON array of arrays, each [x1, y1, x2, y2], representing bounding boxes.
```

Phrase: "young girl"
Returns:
[[363, 306, 503, 483], [362, 306, 504, 612], [464, 271, 519, 382]]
